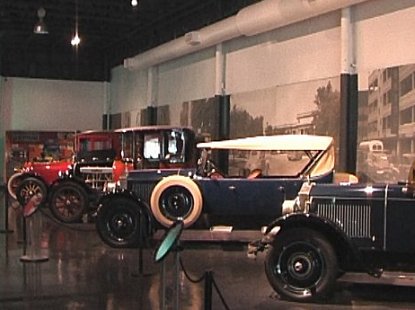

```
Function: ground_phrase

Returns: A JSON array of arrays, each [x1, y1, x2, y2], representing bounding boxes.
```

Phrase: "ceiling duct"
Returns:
[[124, 0, 373, 71]]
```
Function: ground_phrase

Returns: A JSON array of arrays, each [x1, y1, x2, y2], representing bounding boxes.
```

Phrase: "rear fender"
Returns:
[[49, 174, 92, 200], [265, 213, 365, 272]]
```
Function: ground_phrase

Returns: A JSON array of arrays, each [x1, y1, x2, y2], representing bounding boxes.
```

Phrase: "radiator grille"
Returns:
[[316, 202, 371, 238], [130, 182, 156, 204]]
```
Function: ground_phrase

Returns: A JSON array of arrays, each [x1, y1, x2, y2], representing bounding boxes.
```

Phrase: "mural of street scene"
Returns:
[[228, 77, 341, 176], [357, 64, 415, 182]]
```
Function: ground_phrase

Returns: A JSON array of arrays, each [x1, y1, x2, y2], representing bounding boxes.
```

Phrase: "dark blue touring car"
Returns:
[[250, 161, 415, 302], [95, 134, 343, 248]]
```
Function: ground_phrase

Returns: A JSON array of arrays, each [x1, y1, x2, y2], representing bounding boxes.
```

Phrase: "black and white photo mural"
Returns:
[[167, 97, 220, 141], [228, 77, 341, 175], [357, 64, 415, 183]]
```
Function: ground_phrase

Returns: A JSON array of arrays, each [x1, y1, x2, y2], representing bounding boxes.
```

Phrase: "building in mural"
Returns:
[[358, 64, 415, 182]]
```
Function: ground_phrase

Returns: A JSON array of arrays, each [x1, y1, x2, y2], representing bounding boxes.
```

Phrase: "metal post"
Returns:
[[0, 184, 13, 233], [20, 210, 48, 262], [173, 250, 180, 310], [204, 271, 213, 310], [160, 259, 166, 310]]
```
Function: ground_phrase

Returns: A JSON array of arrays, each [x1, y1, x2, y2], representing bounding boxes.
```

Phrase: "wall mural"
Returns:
[[357, 63, 415, 183], [161, 97, 220, 142], [229, 77, 341, 176]]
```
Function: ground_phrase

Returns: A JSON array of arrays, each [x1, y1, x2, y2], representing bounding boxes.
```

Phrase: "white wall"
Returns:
[[354, 0, 415, 88], [226, 11, 341, 94], [157, 48, 216, 105], [110, 66, 148, 114], [110, 0, 415, 109], [2, 77, 105, 131]]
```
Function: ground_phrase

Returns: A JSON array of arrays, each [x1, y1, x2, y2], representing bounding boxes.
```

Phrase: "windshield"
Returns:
[[228, 149, 323, 177]]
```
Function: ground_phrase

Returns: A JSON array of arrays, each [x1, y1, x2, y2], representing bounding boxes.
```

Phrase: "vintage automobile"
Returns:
[[50, 126, 197, 223], [8, 130, 121, 221], [8, 160, 72, 205], [95, 134, 342, 248], [248, 161, 415, 302]]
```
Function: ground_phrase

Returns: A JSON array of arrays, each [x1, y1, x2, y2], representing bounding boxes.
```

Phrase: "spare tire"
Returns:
[[7, 172, 23, 200], [16, 176, 47, 206], [150, 175, 202, 228]]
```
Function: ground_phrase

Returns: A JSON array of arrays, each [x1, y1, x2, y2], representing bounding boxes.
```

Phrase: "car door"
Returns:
[[199, 178, 292, 217]]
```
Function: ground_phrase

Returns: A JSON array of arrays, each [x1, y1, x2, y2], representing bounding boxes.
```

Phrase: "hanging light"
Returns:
[[71, 33, 81, 46], [33, 7, 48, 34], [131, 0, 138, 7], [71, 0, 81, 46]]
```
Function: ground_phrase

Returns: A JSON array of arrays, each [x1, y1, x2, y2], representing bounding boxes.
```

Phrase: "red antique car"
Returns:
[[8, 130, 120, 207]]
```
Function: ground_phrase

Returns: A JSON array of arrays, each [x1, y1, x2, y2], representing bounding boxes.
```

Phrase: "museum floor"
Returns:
[[2, 191, 415, 309]]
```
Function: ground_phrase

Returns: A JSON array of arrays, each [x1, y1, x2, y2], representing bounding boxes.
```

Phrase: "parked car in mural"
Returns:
[[357, 139, 399, 182], [398, 153, 415, 181], [249, 159, 415, 302], [95, 134, 351, 248], [49, 126, 197, 223]]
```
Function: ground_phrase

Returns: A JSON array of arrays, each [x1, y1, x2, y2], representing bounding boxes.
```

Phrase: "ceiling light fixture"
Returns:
[[71, 33, 81, 46], [131, 0, 138, 7], [71, 0, 81, 47], [34, 7, 48, 34]]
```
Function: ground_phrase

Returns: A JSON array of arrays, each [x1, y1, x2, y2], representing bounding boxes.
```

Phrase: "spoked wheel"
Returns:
[[16, 177, 47, 205], [265, 228, 338, 302], [96, 197, 143, 248], [49, 182, 88, 223]]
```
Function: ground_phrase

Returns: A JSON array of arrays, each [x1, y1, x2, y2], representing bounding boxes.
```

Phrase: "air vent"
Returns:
[[317, 202, 371, 238], [184, 31, 201, 46]]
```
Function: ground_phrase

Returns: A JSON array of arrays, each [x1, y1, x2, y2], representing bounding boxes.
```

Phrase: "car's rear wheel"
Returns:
[[96, 197, 144, 248], [150, 175, 202, 228], [16, 176, 47, 206], [49, 182, 88, 223], [265, 228, 338, 302]]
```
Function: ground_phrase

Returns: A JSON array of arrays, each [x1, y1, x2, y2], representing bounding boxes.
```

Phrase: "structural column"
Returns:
[[339, 7, 358, 173]]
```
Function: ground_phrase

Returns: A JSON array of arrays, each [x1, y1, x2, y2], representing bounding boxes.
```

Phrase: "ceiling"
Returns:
[[0, 0, 259, 81]]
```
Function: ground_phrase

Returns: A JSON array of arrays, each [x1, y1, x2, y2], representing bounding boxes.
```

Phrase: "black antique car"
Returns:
[[48, 126, 197, 223], [95, 134, 339, 248], [249, 161, 415, 302]]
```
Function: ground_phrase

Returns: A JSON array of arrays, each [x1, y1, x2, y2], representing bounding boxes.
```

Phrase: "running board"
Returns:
[[154, 228, 262, 243]]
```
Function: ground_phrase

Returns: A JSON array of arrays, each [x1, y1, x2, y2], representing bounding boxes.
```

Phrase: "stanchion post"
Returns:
[[0, 184, 13, 233], [204, 270, 213, 310], [20, 193, 48, 262]]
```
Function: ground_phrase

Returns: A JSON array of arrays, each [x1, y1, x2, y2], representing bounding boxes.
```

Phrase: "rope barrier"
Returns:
[[179, 256, 230, 309], [179, 256, 205, 283]]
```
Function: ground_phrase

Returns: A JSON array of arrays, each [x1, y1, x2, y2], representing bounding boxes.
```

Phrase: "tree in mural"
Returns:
[[230, 105, 264, 138], [190, 98, 219, 139], [312, 81, 340, 140]]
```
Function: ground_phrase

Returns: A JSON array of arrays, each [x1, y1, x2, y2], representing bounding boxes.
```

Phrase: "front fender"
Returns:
[[265, 212, 365, 272], [97, 190, 155, 235]]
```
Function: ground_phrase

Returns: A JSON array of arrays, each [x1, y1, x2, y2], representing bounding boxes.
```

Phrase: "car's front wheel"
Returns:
[[49, 182, 88, 223], [96, 197, 143, 248], [265, 228, 338, 302]]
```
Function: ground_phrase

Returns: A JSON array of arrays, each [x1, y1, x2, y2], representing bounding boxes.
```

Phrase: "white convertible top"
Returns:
[[197, 134, 333, 151]]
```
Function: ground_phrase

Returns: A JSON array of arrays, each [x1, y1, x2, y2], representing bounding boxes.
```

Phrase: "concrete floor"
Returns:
[[2, 190, 415, 309]]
